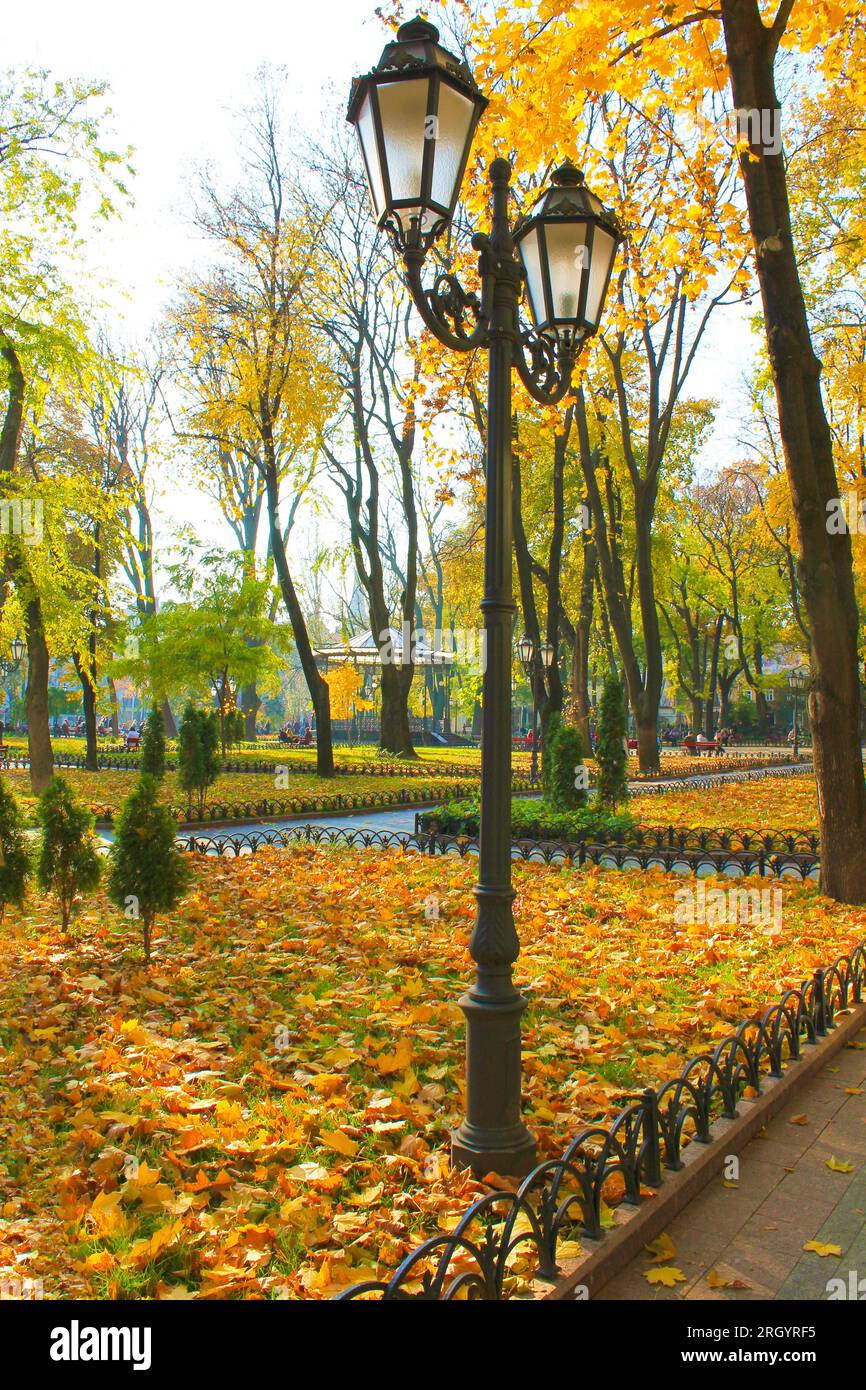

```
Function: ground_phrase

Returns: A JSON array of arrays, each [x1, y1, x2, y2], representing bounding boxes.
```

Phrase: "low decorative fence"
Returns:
[[334, 942, 864, 1300], [634, 761, 812, 794], [176, 823, 821, 880], [415, 813, 820, 855], [4, 752, 497, 780], [162, 779, 533, 827], [3, 751, 805, 786]]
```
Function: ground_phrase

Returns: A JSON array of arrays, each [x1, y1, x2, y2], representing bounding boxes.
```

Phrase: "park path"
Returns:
[[596, 1030, 866, 1301]]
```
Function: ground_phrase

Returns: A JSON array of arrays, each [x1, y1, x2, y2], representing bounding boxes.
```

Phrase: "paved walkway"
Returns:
[[598, 1032, 866, 1301]]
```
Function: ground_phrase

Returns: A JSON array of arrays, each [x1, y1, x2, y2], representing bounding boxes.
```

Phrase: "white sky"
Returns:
[[5, 0, 761, 597], [7, 0, 384, 336]]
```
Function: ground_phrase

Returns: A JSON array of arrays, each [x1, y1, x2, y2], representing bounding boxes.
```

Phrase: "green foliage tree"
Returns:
[[107, 775, 190, 963], [35, 776, 102, 932], [114, 547, 287, 755], [547, 723, 588, 812], [0, 776, 31, 925], [1, 71, 131, 795], [139, 705, 166, 779], [177, 704, 220, 819], [596, 673, 629, 810]]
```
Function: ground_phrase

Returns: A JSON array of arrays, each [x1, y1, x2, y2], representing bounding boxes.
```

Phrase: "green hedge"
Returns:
[[418, 796, 636, 842]]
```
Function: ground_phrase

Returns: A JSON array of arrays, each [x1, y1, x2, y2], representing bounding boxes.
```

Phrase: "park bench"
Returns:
[[680, 736, 718, 755]]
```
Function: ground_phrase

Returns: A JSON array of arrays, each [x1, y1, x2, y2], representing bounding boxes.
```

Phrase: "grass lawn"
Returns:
[[0, 845, 860, 1299]]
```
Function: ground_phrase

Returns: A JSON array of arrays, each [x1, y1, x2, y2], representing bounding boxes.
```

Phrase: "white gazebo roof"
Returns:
[[314, 628, 454, 667]]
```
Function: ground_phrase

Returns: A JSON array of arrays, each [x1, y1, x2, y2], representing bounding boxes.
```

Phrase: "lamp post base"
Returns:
[[451, 1124, 537, 1178], [450, 986, 537, 1178]]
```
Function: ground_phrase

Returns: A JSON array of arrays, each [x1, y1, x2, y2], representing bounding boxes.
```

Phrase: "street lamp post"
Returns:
[[348, 17, 621, 1175], [790, 667, 807, 760], [517, 635, 554, 785]]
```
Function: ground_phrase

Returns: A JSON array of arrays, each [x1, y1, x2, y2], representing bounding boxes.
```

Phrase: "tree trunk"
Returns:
[[635, 716, 657, 773], [72, 651, 98, 770], [691, 696, 704, 736], [161, 700, 177, 739], [25, 598, 53, 793], [263, 460, 333, 777], [576, 397, 661, 772], [107, 677, 120, 736], [242, 681, 259, 740], [572, 535, 597, 747], [705, 617, 723, 737], [379, 661, 414, 756], [722, 0, 866, 902], [718, 667, 739, 730]]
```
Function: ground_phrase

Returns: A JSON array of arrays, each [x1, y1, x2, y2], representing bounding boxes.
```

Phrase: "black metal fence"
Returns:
[[633, 762, 811, 794], [177, 823, 821, 880], [415, 812, 820, 855], [334, 943, 864, 1299]]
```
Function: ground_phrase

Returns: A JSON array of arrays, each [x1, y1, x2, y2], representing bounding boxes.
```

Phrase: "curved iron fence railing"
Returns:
[[634, 762, 812, 794], [415, 813, 820, 855], [333, 941, 865, 1300], [3, 751, 506, 780], [168, 780, 532, 827], [176, 823, 821, 880]]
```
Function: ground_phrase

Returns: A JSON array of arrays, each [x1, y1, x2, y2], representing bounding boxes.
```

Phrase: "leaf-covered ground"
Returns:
[[1, 767, 496, 825], [0, 845, 860, 1299], [633, 774, 819, 832]]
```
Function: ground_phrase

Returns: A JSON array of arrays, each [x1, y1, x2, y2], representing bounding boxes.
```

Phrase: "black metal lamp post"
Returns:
[[10, 634, 25, 667], [516, 633, 536, 781], [348, 17, 621, 1175], [517, 635, 555, 784], [790, 667, 807, 759]]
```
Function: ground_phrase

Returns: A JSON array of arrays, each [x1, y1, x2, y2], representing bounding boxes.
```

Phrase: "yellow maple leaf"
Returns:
[[320, 1129, 359, 1158], [803, 1240, 843, 1257], [87, 1190, 132, 1238], [376, 1040, 413, 1075], [645, 1265, 687, 1286], [826, 1156, 854, 1173], [644, 1232, 676, 1263]]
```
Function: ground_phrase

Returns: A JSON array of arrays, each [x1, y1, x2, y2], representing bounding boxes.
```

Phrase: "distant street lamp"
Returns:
[[518, 635, 555, 785], [790, 667, 808, 759], [348, 17, 621, 1176], [10, 634, 25, 667]]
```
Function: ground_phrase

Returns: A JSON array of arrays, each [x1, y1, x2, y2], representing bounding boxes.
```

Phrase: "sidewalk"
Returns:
[[596, 1031, 866, 1301]]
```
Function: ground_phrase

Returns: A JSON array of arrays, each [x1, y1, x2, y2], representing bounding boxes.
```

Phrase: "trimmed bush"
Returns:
[[541, 709, 562, 800], [596, 672, 629, 809], [107, 774, 190, 963], [548, 722, 588, 811], [0, 776, 31, 925], [140, 706, 167, 779], [35, 776, 102, 932], [178, 705, 221, 819]]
